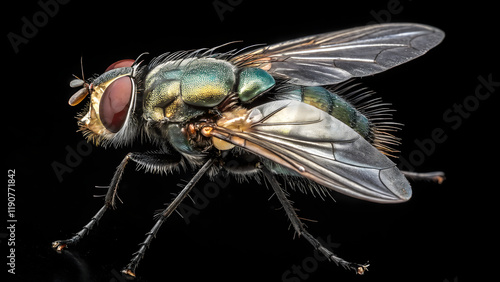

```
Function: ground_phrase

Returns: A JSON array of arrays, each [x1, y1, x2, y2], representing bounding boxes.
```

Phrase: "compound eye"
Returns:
[[105, 59, 135, 72], [99, 76, 133, 133]]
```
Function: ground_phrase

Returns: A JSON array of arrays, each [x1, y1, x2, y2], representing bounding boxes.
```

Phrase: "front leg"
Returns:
[[52, 151, 182, 251]]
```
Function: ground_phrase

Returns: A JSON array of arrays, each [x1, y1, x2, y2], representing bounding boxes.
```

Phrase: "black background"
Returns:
[[5, 0, 498, 281]]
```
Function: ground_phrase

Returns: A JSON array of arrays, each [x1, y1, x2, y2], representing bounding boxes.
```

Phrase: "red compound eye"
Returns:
[[99, 76, 133, 133], [105, 59, 135, 72]]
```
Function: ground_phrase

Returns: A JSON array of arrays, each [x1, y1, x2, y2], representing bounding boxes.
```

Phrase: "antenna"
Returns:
[[68, 56, 90, 106]]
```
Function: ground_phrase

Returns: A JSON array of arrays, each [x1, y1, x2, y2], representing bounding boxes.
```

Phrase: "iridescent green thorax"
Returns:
[[142, 57, 274, 123], [143, 58, 234, 123]]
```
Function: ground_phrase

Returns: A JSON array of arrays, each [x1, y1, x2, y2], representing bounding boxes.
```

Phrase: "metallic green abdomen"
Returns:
[[276, 85, 371, 139]]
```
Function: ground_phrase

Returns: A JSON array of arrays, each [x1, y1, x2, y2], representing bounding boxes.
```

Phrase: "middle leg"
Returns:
[[121, 158, 215, 278]]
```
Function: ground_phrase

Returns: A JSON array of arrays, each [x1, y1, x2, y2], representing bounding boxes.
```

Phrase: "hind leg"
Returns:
[[262, 166, 369, 275]]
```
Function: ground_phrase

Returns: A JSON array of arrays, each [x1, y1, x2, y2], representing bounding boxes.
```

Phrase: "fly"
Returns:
[[52, 23, 446, 278]]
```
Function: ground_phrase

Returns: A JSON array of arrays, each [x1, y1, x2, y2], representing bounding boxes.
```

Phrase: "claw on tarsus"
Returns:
[[51, 241, 68, 252], [121, 268, 136, 279], [356, 263, 370, 275]]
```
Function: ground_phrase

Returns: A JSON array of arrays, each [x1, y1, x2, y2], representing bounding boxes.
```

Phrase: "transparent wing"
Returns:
[[231, 23, 444, 86], [211, 100, 412, 203]]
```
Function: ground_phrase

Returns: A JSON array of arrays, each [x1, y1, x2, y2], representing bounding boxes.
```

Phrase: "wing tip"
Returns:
[[380, 166, 412, 202]]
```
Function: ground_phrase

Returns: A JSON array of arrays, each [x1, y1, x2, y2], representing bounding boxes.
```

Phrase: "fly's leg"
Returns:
[[121, 158, 214, 278], [262, 166, 369, 275], [52, 205, 108, 251], [402, 170, 446, 184], [52, 151, 181, 251], [51, 153, 133, 251]]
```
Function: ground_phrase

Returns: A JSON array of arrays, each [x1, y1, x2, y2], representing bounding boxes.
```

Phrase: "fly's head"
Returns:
[[68, 55, 147, 147]]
